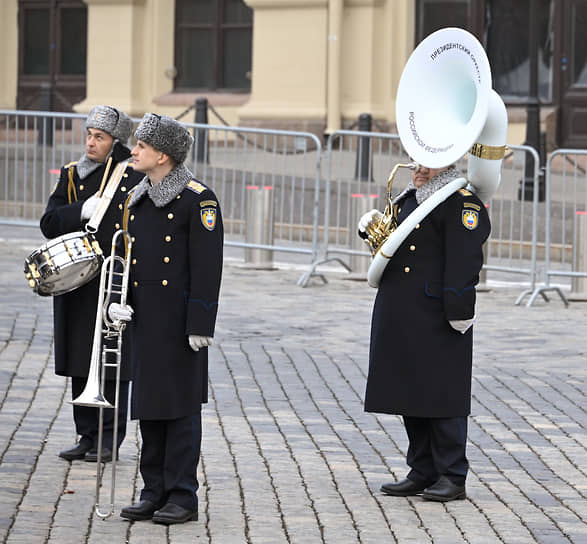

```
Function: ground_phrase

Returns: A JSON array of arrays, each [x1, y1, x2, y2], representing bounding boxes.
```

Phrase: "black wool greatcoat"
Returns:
[[40, 156, 142, 380], [364, 187, 490, 418], [123, 172, 223, 421]]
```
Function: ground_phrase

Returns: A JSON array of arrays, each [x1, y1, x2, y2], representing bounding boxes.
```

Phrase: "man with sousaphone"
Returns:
[[359, 28, 507, 502], [38, 106, 143, 463]]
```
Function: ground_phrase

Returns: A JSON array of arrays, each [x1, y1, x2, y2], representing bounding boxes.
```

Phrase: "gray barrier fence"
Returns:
[[521, 149, 587, 306], [1, 110, 585, 305], [0, 110, 323, 268], [298, 130, 545, 304]]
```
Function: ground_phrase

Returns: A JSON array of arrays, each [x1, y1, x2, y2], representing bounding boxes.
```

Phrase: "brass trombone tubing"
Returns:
[[71, 229, 133, 520]]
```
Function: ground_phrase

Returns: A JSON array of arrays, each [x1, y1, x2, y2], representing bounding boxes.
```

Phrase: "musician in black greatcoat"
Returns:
[[113, 114, 223, 525], [40, 106, 142, 462], [360, 163, 490, 501]]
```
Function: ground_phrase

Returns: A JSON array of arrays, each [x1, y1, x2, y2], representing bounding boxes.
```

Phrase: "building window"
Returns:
[[416, 0, 554, 103], [18, 0, 87, 111], [175, 0, 253, 92], [22, 7, 50, 75], [484, 0, 553, 102], [416, 0, 470, 43]]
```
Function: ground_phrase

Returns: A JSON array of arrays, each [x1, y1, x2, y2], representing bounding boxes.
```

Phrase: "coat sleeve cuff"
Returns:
[[443, 286, 476, 321], [186, 298, 219, 337]]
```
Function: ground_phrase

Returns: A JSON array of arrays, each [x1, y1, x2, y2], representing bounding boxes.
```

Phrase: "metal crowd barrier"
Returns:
[[299, 130, 543, 303], [0, 110, 323, 269], [297, 129, 407, 286], [2, 109, 584, 304], [521, 149, 587, 307], [182, 121, 323, 266], [0, 110, 89, 224]]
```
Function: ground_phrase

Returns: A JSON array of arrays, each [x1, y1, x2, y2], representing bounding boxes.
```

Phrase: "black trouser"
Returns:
[[139, 412, 202, 512], [403, 416, 469, 486], [71, 377, 129, 451]]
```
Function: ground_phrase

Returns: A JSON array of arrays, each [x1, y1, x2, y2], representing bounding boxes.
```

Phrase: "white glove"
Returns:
[[449, 315, 476, 334], [80, 193, 100, 220], [189, 335, 213, 352], [108, 302, 134, 322], [358, 209, 383, 233]]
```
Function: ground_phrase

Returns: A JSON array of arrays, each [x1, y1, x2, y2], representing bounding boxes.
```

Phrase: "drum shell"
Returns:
[[24, 231, 104, 296]]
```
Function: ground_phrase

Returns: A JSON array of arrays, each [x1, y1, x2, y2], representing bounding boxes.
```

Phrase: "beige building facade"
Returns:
[[2, 0, 583, 148]]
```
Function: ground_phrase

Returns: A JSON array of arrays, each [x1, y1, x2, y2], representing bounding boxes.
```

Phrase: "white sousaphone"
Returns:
[[364, 27, 508, 288]]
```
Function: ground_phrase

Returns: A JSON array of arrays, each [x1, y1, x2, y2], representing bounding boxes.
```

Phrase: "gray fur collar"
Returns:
[[76, 154, 101, 179], [393, 166, 463, 205], [76, 140, 119, 179], [129, 164, 193, 208]]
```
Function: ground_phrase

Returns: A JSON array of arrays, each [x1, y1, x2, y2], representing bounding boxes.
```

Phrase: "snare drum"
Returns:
[[24, 231, 104, 296]]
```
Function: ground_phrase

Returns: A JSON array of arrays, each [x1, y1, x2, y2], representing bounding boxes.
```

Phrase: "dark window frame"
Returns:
[[174, 0, 253, 93], [17, 0, 87, 111], [415, 0, 558, 106]]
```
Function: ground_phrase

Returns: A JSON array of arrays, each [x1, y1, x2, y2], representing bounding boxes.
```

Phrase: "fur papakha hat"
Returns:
[[85, 105, 134, 143], [134, 113, 194, 165]]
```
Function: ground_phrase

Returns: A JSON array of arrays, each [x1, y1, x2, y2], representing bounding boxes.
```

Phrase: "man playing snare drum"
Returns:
[[40, 106, 143, 463]]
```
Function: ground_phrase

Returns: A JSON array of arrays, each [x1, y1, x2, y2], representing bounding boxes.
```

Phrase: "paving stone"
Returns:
[[0, 225, 586, 543]]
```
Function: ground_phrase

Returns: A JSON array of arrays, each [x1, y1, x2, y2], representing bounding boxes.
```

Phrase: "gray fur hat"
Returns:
[[134, 113, 194, 165], [85, 105, 133, 142]]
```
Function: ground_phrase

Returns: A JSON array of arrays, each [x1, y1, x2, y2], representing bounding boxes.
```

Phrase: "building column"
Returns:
[[78, 0, 174, 116], [0, 0, 18, 109], [238, 0, 329, 133]]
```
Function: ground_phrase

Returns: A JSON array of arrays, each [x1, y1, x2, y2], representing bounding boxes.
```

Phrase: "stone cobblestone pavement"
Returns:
[[1, 225, 586, 543]]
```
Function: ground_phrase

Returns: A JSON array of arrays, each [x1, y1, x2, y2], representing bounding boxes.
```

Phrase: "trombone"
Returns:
[[71, 229, 132, 519]]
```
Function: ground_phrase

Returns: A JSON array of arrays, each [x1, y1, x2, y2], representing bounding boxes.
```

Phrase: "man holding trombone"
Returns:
[[110, 114, 224, 525]]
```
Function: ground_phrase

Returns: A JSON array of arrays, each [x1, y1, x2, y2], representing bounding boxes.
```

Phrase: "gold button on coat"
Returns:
[[410, 245, 416, 251], [131, 236, 135, 242], [404, 266, 410, 273], [115, 223, 120, 229], [415, 224, 421, 229], [79, 185, 84, 191], [132, 258, 136, 265], [165, 235, 172, 242], [133, 281, 138, 287], [163, 257, 170, 263], [121, 186, 127, 192], [118, 204, 123, 210], [168, 213, 174, 220], [162, 280, 168, 286], [130, 214, 135, 221]]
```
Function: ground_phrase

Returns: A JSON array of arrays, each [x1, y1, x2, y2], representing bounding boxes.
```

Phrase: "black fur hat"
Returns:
[[134, 113, 194, 165], [85, 105, 133, 142]]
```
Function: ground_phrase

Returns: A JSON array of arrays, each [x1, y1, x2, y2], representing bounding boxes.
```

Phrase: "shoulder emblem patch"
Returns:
[[187, 180, 206, 194], [201, 207, 217, 231], [459, 188, 473, 196], [462, 210, 479, 230]]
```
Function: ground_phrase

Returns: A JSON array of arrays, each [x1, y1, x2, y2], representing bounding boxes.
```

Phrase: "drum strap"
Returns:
[[86, 160, 129, 233], [97, 157, 113, 197], [66, 157, 111, 204]]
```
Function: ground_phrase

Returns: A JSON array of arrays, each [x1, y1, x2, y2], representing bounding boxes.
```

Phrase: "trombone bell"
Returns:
[[71, 387, 113, 408]]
